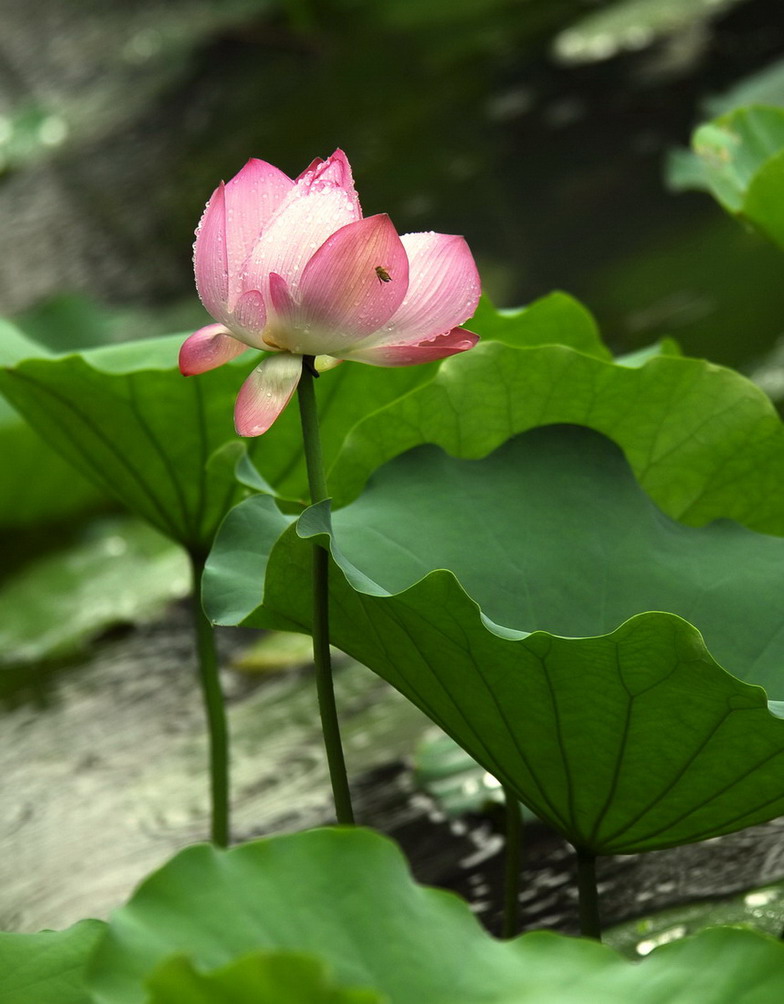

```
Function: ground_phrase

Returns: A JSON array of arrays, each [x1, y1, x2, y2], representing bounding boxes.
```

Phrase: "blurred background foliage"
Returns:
[[1, 0, 783, 363], [3, 0, 784, 655]]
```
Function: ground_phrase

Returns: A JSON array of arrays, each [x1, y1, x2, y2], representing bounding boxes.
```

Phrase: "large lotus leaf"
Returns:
[[204, 427, 784, 851], [467, 291, 610, 358], [328, 336, 784, 538], [231, 291, 610, 502], [87, 829, 784, 1004], [669, 105, 784, 250], [144, 951, 381, 1003], [0, 293, 613, 532], [0, 320, 106, 528], [327, 426, 784, 693], [0, 920, 104, 1004], [0, 335, 249, 549], [0, 333, 434, 534]]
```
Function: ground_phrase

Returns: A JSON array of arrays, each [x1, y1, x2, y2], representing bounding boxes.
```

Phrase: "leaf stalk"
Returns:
[[190, 552, 230, 846], [297, 354, 355, 824]]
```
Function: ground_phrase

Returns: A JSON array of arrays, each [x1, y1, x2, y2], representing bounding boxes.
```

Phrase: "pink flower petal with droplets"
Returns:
[[295, 149, 360, 216], [194, 184, 229, 324], [230, 289, 267, 345], [179, 324, 248, 375], [261, 273, 298, 351], [194, 160, 293, 323], [240, 184, 361, 301], [234, 352, 303, 437], [360, 232, 481, 349], [295, 156, 324, 181], [223, 159, 293, 307], [294, 215, 409, 352], [267, 271, 295, 317], [342, 327, 479, 367]]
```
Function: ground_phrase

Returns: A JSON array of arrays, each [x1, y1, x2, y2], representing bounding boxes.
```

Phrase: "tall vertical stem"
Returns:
[[189, 552, 230, 846], [502, 785, 523, 938], [575, 846, 601, 940], [297, 355, 355, 824]]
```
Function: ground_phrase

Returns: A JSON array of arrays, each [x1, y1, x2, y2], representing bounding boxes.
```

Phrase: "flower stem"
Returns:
[[502, 784, 523, 938], [575, 846, 601, 940], [189, 552, 230, 846], [297, 355, 355, 825]]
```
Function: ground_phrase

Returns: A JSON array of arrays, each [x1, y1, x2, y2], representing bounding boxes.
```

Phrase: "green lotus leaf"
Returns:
[[144, 951, 382, 1003], [414, 731, 515, 817], [227, 291, 606, 502], [205, 426, 784, 851], [0, 517, 189, 674], [0, 336, 250, 549], [669, 105, 784, 250], [328, 335, 784, 540], [0, 319, 106, 528], [468, 290, 610, 359], [87, 829, 784, 1003], [0, 292, 615, 538], [0, 920, 104, 1004]]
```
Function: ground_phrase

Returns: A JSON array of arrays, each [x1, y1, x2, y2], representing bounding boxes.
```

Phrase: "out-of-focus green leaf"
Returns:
[[415, 732, 540, 820], [87, 828, 784, 1003], [702, 57, 784, 118], [607, 878, 784, 959], [552, 0, 743, 64], [0, 517, 189, 673], [144, 951, 382, 1003], [13, 293, 116, 352], [0, 920, 104, 1004], [669, 105, 784, 250], [206, 427, 784, 852]]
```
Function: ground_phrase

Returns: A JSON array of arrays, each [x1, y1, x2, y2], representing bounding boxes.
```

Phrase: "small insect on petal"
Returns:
[[375, 265, 392, 283]]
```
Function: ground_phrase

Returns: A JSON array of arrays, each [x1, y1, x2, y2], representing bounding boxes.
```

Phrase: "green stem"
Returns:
[[502, 785, 523, 938], [575, 846, 601, 940], [189, 552, 230, 846], [297, 355, 355, 825]]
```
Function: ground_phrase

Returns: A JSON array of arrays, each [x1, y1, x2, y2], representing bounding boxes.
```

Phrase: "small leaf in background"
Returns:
[[11, 292, 209, 354], [669, 105, 784, 251], [231, 631, 338, 676], [0, 517, 189, 676], [607, 878, 784, 959], [552, 0, 744, 67], [144, 951, 382, 1004], [415, 731, 542, 823], [86, 828, 784, 1004], [0, 919, 104, 1004]]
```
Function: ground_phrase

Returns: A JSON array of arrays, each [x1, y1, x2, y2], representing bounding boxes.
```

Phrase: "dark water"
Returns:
[[5, 600, 784, 944], [5, 0, 784, 369]]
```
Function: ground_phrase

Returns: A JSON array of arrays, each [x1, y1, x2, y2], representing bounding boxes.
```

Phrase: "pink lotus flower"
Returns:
[[179, 150, 481, 436]]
